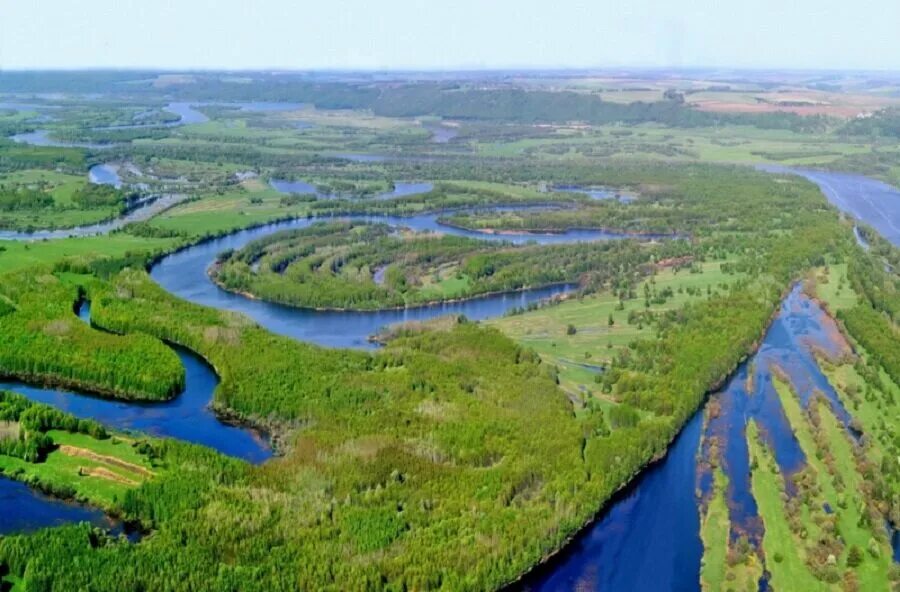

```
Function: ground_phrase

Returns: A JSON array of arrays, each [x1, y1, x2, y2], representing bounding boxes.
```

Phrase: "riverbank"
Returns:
[[209, 259, 577, 314], [436, 218, 679, 240], [504, 280, 792, 591]]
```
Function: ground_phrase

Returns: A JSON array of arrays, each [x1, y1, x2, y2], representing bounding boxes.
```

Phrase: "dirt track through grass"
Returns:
[[59, 445, 154, 478]]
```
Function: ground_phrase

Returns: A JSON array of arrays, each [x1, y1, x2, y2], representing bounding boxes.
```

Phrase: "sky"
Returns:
[[3, 0, 900, 71]]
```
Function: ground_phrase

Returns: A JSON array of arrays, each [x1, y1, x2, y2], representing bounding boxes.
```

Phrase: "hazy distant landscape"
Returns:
[[1, 2, 900, 590]]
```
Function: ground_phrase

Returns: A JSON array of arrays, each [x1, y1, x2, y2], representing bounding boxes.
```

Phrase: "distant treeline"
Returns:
[[367, 86, 829, 131], [840, 108, 900, 137], [0, 72, 830, 131], [0, 141, 85, 170], [0, 182, 126, 221]]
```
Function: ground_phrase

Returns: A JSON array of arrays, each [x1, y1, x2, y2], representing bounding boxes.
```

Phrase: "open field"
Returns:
[[0, 234, 177, 274], [699, 468, 729, 591], [0, 430, 155, 509], [747, 420, 827, 591], [0, 169, 122, 229], [473, 124, 881, 167], [489, 259, 743, 406]]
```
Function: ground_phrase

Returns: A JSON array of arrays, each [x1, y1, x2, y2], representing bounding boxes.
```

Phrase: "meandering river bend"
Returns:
[[1, 167, 898, 580], [151, 211, 628, 348]]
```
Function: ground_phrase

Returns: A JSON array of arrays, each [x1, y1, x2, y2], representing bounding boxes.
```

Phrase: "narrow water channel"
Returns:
[[551, 185, 635, 203], [0, 302, 271, 463], [518, 284, 882, 590], [9, 129, 109, 150]]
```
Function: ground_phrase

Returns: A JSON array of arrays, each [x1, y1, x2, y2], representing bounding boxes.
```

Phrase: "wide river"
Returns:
[[516, 168, 900, 589], [2, 167, 898, 582], [760, 165, 900, 244], [518, 284, 859, 591]]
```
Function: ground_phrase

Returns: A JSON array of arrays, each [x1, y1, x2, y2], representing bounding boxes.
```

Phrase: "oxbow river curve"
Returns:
[[0, 169, 898, 587]]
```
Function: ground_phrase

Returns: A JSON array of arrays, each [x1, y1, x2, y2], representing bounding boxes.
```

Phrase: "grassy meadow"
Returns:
[[489, 259, 743, 407]]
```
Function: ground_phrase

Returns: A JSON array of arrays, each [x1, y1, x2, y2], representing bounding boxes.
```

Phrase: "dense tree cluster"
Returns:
[[0, 390, 107, 462], [0, 187, 54, 211], [838, 222, 900, 386], [0, 272, 183, 400], [0, 141, 84, 171], [69, 184, 127, 211], [211, 220, 698, 309], [841, 108, 900, 138]]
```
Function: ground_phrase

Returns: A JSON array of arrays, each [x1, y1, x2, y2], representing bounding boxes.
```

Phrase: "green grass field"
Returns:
[[700, 467, 765, 592], [0, 169, 121, 228], [700, 468, 730, 591], [772, 377, 892, 589], [473, 124, 877, 167], [825, 357, 900, 470], [0, 234, 178, 274], [809, 264, 858, 312], [417, 272, 471, 300], [747, 420, 828, 591], [489, 260, 742, 405], [149, 185, 305, 236], [0, 430, 156, 509]]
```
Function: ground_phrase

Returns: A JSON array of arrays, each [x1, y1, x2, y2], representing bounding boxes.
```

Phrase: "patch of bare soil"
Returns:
[[81, 466, 139, 486], [60, 445, 154, 478]]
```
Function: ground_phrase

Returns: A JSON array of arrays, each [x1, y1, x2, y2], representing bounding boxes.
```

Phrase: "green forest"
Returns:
[[0, 69, 897, 591], [210, 220, 697, 310]]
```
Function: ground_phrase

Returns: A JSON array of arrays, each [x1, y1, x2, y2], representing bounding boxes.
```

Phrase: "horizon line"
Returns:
[[4, 65, 900, 76]]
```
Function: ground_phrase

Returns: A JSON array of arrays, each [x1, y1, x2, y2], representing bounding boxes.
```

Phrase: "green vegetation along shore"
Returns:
[[0, 70, 897, 591]]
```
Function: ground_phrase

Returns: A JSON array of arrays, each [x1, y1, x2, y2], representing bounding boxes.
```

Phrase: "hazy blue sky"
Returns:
[[3, 0, 900, 70]]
